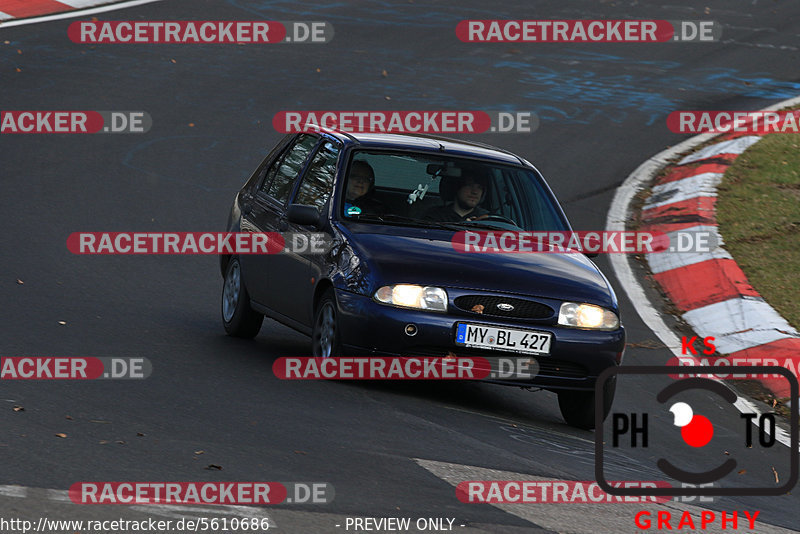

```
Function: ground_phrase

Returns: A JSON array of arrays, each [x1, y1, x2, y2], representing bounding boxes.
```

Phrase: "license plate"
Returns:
[[455, 323, 551, 355]]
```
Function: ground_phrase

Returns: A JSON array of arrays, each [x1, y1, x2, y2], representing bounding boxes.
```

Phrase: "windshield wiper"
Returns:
[[444, 221, 518, 231], [348, 213, 518, 232], [349, 214, 433, 227], [349, 214, 472, 231], [421, 220, 525, 232]]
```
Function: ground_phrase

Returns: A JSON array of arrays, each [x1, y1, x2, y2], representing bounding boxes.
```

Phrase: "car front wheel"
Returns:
[[221, 257, 263, 338], [557, 375, 616, 430], [312, 289, 341, 358]]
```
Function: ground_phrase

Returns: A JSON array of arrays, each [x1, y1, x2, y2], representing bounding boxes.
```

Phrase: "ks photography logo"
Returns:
[[594, 366, 798, 497]]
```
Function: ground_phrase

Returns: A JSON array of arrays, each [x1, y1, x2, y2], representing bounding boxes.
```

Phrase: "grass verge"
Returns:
[[716, 133, 800, 329]]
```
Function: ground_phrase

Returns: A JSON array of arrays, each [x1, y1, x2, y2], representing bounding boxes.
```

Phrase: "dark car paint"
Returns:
[[329, 222, 616, 308], [222, 131, 625, 391]]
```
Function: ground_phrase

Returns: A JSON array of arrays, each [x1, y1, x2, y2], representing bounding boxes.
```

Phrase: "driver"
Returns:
[[423, 173, 489, 222]]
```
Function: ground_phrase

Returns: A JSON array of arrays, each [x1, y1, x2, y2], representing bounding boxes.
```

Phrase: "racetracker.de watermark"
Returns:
[[668, 356, 800, 380], [0, 357, 151, 380], [0, 111, 151, 134], [451, 230, 719, 254], [457, 481, 673, 503], [456, 20, 721, 42], [67, 232, 330, 255], [273, 110, 538, 134], [668, 110, 800, 134], [69, 482, 334, 505], [68, 21, 333, 44], [272, 356, 541, 380]]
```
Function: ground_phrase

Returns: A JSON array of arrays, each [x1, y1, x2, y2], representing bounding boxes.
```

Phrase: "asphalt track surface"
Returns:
[[2, 1, 800, 532]]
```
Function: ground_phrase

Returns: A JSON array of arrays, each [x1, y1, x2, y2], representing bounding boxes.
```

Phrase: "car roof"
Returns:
[[315, 129, 531, 167]]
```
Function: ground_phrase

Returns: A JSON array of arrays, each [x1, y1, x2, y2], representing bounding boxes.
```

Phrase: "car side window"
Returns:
[[248, 135, 293, 192], [249, 159, 272, 193], [293, 141, 341, 211], [259, 134, 318, 204]]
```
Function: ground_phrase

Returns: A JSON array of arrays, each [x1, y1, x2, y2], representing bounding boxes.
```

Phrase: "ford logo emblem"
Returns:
[[496, 303, 514, 311]]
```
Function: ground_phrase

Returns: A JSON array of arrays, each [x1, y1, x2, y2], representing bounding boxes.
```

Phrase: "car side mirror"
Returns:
[[287, 204, 322, 227]]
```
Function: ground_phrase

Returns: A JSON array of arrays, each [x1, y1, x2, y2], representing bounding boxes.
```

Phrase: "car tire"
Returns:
[[221, 257, 263, 338], [312, 289, 342, 358], [557, 375, 616, 430]]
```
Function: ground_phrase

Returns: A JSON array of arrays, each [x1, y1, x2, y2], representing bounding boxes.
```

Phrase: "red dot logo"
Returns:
[[681, 414, 714, 447], [670, 402, 714, 448]]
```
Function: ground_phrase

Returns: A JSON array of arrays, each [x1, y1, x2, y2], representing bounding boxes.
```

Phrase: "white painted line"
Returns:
[[0, 11, 13, 20], [131, 504, 275, 525], [606, 133, 714, 356], [643, 172, 722, 209], [683, 298, 799, 353], [45, 488, 71, 502], [0, 0, 162, 28], [678, 135, 761, 165], [56, 0, 125, 7], [0, 485, 27, 498], [416, 459, 800, 534], [647, 226, 731, 274]]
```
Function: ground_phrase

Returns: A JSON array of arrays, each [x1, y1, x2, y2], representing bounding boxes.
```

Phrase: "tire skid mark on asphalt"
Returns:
[[443, 405, 595, 445], [441, 404, 658, 482], [387, 406, 580, 481], [720, 39, 800, 52]]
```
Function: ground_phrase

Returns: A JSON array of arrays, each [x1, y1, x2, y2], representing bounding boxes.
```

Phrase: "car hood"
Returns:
[[343, 227, 616, 308]]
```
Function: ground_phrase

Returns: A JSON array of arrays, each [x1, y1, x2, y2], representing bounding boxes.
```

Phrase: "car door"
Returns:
[[280, 138, 342, 326], [240, 134, 319, 317]]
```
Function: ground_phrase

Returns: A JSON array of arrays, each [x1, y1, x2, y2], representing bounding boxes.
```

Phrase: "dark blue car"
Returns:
[[220, 130, 625, 428]]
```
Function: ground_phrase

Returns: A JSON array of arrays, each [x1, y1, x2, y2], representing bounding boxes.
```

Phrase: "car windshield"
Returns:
[[339, 150, 569, 231]]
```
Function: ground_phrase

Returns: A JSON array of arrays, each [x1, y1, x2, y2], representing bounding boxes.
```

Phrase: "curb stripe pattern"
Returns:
[[647, 226, 732, 274], [0, 0, 80, 18], [642, 132, 800, 397], [640, 196, 718, 229], [652, 259, 761, 310], [0, 0, 144, 22], [644, 172, 724, 209], [677, 136, 762, 165]]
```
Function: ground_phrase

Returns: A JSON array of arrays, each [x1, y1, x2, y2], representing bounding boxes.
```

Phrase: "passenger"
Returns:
[[344, 161, 385, 216]]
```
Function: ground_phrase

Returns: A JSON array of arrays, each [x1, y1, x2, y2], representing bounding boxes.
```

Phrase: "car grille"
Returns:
[[401, 346, 587, 379], [453, 295, 554, 320]]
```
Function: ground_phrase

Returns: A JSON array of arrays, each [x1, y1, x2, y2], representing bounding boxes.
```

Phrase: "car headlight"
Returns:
[[374, 284, 448, 312], [558, 302, 619, 330]]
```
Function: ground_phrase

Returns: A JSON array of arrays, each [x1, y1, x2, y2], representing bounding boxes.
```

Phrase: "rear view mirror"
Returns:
[[426, 164, 443, 175], [426, 163, 461, 177]]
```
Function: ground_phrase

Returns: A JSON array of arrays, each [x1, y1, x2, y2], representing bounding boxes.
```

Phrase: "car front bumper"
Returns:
[[335, 289, 625, 391]]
